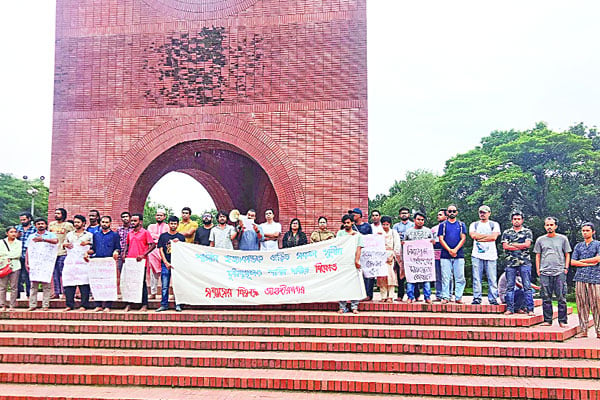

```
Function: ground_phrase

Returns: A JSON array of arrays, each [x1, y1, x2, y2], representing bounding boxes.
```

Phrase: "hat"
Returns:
[[348, 207, 363, 216], [478, 205, 491, 213], [156, 208, 166, 215]]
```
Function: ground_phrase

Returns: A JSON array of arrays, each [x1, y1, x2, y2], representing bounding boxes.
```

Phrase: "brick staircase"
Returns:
[[0, 296, 598, 399]]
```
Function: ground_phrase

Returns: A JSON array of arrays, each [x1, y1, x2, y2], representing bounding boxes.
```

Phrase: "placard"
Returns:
[[403, 239, 436, 283], [62, 245, 90, 286], [27, 241, 58, 283], [360, 234, 387, 278], [89, 258, 118, 302], [120, 258, 146, 303], [171, 235, 365, 305]]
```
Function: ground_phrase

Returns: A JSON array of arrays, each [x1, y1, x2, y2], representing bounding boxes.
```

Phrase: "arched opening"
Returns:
[[147, 172, 216, 217], [130, 139, 280, 221]]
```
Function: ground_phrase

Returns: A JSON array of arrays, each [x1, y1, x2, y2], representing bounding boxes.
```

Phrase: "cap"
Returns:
[[350, 207, 363, 216], [478, 205, 491, 213], [156, 208, 166, 215]]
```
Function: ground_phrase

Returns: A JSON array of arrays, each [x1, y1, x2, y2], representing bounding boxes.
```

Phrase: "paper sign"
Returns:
[[89, 258, 118, 302], [403, 239, 436, 283], [27, 241, 58, 283], [62, 245, 90, 286], [360, 234, 387, 278], [120, 258, 146, 303]]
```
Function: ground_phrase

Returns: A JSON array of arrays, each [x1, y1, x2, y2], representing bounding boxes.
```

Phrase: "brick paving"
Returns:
[[1, 302, 598, 398]]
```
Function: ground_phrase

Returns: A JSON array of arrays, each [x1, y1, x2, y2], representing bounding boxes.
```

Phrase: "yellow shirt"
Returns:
[[48, 221, 75, 256], [177, 220, 198, 243]]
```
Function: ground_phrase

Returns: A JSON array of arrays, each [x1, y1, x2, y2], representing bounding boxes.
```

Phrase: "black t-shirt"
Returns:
[[194, 225, 212, 246], [157, 232, 186, 263]]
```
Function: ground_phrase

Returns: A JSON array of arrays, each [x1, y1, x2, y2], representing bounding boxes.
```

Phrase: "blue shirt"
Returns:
[[91, 229, 121, 258], [26, 231, 58, 248], [17, 224, 37, 257], [354, 222, 372, 235], [438, 220, 467, 259], [392, 220, 414, 240], [572, 240, 600, 284], [238, 225, 264, 251], [86, 225, 101, 235]]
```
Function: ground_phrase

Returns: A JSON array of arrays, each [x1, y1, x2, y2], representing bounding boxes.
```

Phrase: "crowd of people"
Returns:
[[0, 204, 598, 338]]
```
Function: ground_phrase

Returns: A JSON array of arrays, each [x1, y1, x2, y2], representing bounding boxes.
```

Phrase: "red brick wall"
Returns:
[[50, 0, 368, 231]]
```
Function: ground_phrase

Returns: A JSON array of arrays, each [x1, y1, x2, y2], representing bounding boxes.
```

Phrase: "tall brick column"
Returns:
[[50, 0, 368, 230]]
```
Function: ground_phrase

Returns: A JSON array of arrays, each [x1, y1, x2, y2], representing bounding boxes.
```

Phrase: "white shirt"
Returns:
[[469, 220, 500, 260], [260, 221, 281, 251]]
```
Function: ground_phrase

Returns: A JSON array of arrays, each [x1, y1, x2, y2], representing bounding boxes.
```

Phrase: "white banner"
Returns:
[[28, 241, 58, 283], [120, 258, 146, 303], [403, 239, 436, 283], [62, 245, 90, 286], [360, 234, 387, 278], [171, 235, 365, 305], [89, 258, 118, 302]]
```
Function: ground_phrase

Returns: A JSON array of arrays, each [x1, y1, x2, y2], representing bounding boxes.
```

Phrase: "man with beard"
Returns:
[[62, 215, 93, 311], [534, 217, 571, 327], [337, 214, 363, 314], [177, 207, 198, 244], [194, 212, 214, 246], [210, 211, 237, 250], [469, 205, 501, 305], [404, 212, 434, 303], [349, 208, 372, 235], [89, 215, 121, 312], [147, 209, 169, 299], [48, 208, 74, 299], [237, 209, 263, 251], [86, 210, 101, 235], [501, 211, 534, 315], [370, 210, 384, 235], [438, 205, 467, 304], [26, 218, 58, 311], [392, 207, 414, 301], [123, 214, 156, 312]]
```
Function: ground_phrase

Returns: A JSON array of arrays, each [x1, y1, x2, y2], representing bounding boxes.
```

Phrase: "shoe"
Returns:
[[63, 307, 72, 312], [49, 294, 59, 300], [351, 309, 359, 314], [156, 306, 168, 312], [94, 307, 103, 312], [489, 300, 499, 306], [42, 307, 49, 311], [559, 322, 567, 328], [425, 299, 432, 304], [441, 299, 449, 304], [103, 308, 111, 313], [27, 307, 37, 312], [504, 310, 513, 315], [527, 311, 535, 316], [337, 309, 346, 314], [175, 305, 182, 312], [78, 307, 86, 312], [471, 299, 481, 305], [454, 299, 463, 304], [541, 322, 552, 326]]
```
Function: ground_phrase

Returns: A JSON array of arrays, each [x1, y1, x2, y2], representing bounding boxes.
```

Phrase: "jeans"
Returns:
[[407, 281, 431, 300], [440, 258, 466, 300], [363, 277, 375, 299], [540, 273, 567, 324], [505, 264, 534, 312], [434, 259, 453, 299], [161, 263, 180, 308], [19, 257, 30, 296], [53, 255, 66, 295], [472, 257, 498, 303], [64, 284, 90, 309], [339, 300, 359, 311]]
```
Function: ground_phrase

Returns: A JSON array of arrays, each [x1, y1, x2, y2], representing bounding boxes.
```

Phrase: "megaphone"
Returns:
[[229, 209, 241, 223]]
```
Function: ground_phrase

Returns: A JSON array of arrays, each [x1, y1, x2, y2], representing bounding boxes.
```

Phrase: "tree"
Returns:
[[0, 174, 48, 233], [143, 198, 174, 228]]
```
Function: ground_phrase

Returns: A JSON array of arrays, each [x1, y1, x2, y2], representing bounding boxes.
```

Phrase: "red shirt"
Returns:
[[126, 228, 154, 259]]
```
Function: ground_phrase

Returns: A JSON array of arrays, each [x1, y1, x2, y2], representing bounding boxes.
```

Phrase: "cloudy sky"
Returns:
[[1, 1, 599, 213]]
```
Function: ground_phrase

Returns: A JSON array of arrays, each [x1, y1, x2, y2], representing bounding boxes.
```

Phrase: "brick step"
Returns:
[[0, 383, 456, 400], [0, 326, 596, 359], [0, 364, 598, 399], [0, 316, 583, 342], [0, 308, 572, 327], [1, 347, 598, 378], [14, 297, 543, 314]]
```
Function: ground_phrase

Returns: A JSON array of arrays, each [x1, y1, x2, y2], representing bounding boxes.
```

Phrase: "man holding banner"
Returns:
[[404, 212, 435, 303], [156, 216, 186, 312], [89, 216, 121, 312], [337, 214, 364, 314], [26, 218, 58, 311], [62, 215, 93, 311]]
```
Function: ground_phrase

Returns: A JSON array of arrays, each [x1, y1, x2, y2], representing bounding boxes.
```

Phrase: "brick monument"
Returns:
[[50, 0, 367, 228]]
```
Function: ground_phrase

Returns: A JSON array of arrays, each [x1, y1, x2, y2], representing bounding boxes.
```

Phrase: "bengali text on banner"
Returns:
[[171, 235, 365, 305]]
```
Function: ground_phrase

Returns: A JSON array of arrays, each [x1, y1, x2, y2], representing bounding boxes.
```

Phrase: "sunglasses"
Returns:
[[447, 210, 458, 213]]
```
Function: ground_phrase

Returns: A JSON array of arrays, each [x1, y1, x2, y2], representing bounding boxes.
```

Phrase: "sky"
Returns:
[[1, 1, 599, 214]]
